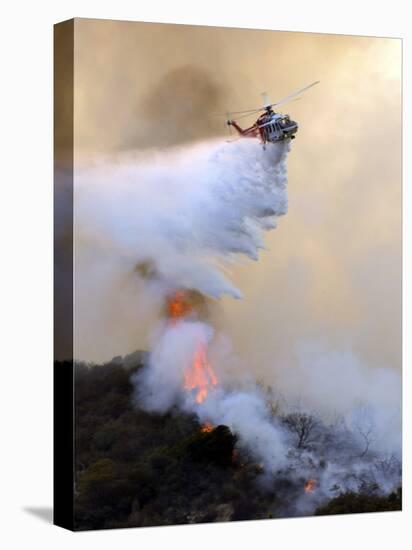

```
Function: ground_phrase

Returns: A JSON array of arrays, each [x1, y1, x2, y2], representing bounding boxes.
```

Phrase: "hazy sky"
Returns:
[[72, 19, 401, 376]]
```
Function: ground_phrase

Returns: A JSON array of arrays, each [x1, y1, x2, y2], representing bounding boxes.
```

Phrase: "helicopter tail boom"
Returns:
[[227, 120, 260, 138]]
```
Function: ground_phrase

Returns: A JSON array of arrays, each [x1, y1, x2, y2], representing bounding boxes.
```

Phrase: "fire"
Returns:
[[166, 290, 193, 320], [200, 422, 213, 433], [304, 479, 317, 494], [165, 289, 218, 404], [184, 344, 218, 404]]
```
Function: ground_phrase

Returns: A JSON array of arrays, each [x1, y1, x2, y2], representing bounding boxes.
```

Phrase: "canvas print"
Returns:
[[54, 18, 402, 530]]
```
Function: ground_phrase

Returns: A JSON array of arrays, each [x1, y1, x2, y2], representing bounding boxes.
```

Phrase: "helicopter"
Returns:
[[226, 81, 319, 146]]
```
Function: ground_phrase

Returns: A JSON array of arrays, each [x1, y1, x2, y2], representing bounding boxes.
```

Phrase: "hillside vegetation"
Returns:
[[68, 357, 401, 530]]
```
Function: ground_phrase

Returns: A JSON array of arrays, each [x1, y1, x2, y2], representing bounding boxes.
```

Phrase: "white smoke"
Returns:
[[135, 319, 214, 413], [74, 136, 401, 509], [75, 137, 292, 472], [273, 342, 402, 454], [196, 388, 289, 472], [75, 138, 289, 300], [135, 318, 291, 473]]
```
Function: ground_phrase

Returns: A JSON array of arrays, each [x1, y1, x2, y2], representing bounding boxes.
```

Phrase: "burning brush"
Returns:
[[304, 479, 317, 494], [200, 422, 214, 433], [165, 289, 218, 405]]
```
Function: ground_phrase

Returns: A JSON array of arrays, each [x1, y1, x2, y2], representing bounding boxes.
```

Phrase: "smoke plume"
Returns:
[[74, 135, 401, 514], [75, 138, 289, 300]]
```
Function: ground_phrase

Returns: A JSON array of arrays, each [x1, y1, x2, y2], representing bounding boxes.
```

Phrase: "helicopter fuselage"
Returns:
[[228, 108, 298, 144]]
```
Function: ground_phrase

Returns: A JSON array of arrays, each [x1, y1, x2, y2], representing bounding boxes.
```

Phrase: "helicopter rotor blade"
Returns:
[[232, 97, 303, 122], [220, 81, 318, 119], [275, 96, 303, 107], [225, 107, 263, 116], [226, 91, 309, 118], [269, 80, 320, 109], [261, 91, 270, 108], [233, 110, 263, 121]]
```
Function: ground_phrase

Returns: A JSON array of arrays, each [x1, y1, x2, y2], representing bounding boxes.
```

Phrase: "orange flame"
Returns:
[[184, 344, 218, 404], [304, 479, 317, 494], [167, 290, 193, 321], [200, 422, 214, 433], [165, 289, 218, 404]]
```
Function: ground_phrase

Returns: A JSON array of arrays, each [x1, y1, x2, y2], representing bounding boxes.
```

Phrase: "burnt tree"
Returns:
[[282, 412, 318, 449]]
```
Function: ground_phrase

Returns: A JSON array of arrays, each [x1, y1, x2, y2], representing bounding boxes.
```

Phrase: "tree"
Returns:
[[315, 488, 402, 516], [282, 412, 318, 449], [256, 380, 284, 418], [352, 406, 375, 458], [186, 425, 237, 467]]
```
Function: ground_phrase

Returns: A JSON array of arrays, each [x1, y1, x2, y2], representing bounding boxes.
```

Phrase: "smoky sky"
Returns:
[[126, 65, 226, 148], [71, 19, 401, 385]]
